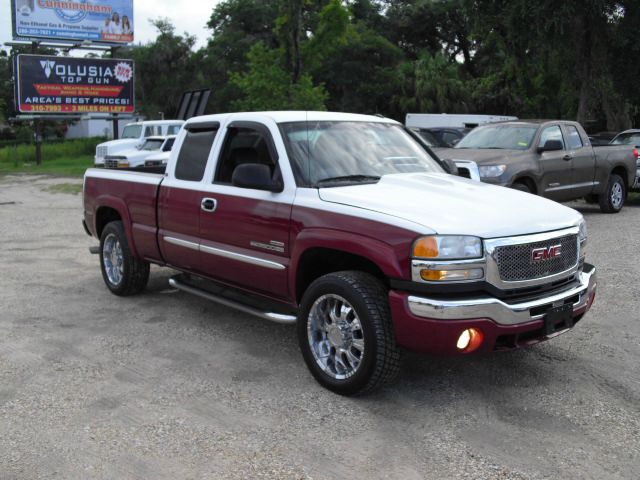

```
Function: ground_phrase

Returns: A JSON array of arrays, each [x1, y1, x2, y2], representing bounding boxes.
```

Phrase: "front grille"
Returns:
[[104, 158, 119, 168], [494, 234, 578, 282], [96, 146, 108, 158]]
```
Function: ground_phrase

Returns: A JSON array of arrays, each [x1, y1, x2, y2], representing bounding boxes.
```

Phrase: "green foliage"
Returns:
[[231, 43, 327, 110], [0, 137, 102, 176], [1, 0, 639, 134]]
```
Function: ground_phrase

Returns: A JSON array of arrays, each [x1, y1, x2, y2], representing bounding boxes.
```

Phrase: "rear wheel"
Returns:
[[599, 174, 625, 213], [100, 221, 150, 296], [298, 271, 401, 395]]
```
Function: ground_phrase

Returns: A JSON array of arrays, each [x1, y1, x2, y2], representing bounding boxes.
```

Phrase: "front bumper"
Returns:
[[391, 264, 596, 355]]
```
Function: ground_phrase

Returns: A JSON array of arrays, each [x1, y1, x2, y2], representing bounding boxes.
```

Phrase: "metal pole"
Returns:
[[34, 119, 42, 165], [111, 46, 119, 139]]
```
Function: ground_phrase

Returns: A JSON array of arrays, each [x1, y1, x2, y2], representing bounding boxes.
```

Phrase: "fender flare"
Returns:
[[94, 194, 138, 258]]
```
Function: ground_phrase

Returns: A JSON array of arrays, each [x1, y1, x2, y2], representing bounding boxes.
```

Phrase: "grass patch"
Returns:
[[0, 137, 103, 177], [42, 183, 83, 195], [628, 192, 640, 206]]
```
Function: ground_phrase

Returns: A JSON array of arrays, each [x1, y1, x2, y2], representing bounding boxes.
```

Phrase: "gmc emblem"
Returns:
[[531, 244, 562, 262]]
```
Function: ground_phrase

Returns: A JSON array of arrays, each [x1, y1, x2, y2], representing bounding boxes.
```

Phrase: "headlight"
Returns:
[[413, 235, 483, 260], [578, 218, 587, 262], [478, 164, 506, 178]]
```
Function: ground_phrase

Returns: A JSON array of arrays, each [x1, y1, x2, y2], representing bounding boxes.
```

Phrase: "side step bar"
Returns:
[[168, 275, 297, 325]]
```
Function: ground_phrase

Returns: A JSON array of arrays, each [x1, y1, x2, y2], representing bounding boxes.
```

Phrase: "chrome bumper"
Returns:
[[407, 264, 596, 326]]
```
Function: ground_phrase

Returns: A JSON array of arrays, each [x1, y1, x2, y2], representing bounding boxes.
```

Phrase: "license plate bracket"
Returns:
[[544, 303, 573, 336]]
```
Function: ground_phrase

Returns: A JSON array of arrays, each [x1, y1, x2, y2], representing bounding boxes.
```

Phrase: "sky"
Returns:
[[1, 0, 221, 54]]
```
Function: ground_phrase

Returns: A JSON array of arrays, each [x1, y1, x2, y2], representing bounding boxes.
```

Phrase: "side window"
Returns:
[[168, 124, 182, 135], [538, 125, 565, 149], [214, 126, 277, 184], [144, 126, 153, 137], [174, 127, 218, 182], [565, 125, 584, 149], [441, 131, 460, 147]]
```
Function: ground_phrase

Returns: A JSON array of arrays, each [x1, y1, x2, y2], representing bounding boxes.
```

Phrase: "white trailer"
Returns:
[[405, 113, 517, 129]]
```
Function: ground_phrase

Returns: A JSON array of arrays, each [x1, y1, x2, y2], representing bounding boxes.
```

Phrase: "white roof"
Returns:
[[185, 111, 400, 126], [125, 120, 185, 127]]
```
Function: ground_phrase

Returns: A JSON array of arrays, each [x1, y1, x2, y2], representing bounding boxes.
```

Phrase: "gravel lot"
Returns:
[[1, 174, 639, 479]]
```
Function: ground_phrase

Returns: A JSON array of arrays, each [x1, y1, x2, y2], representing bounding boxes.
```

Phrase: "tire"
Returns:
[[510, 182, 532, 194], [297, 271, 401, 396], [99, 220, 150, 296], [599, 173, 625, 213]]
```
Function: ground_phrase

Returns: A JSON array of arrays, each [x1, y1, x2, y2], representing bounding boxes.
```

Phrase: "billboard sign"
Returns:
[[16, 54, 135, 114], [12, 0, 134, 44]]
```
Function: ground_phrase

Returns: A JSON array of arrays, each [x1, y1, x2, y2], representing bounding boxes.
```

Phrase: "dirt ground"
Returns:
[[1, 174, 638, 479]]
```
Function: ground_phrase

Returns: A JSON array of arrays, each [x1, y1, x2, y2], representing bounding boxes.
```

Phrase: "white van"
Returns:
[[94, 120, 184, 167]]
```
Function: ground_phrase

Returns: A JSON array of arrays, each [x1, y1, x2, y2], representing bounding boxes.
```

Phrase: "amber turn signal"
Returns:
[[413, 237, 439, 258]]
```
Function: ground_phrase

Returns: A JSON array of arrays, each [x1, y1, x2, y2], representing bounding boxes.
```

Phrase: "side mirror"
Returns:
[[450, 138, 461, 146], [538, 139, 563, 153], [232, 163, 283, 192], [443, 158, 459, 175]]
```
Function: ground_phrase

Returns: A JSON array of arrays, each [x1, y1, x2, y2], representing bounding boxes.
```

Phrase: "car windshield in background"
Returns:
[[611, 133, 640, 146], [141, 139, 164, 150], [121, 125, 142, 139], [413, 129, 438, 147], [280, 121, 443, 187], [455, 125, 537, 150]]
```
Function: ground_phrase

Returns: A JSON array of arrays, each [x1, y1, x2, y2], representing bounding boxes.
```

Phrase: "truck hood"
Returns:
[[441, 148, 531, 165], [317, 173, 582, 238], [97, 139, 139, 152]]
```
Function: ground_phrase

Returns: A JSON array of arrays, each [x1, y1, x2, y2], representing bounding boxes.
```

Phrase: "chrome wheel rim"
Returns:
[[103, 233, 124, 286], [611, 182, 623, 209], [307, 294, 365, 380]]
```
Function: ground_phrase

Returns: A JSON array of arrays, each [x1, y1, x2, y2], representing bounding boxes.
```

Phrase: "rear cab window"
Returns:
[[564, 125, 584, 149], [174, 122, 219, 182]]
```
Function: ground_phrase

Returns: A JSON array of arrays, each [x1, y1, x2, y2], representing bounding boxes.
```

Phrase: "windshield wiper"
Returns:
[[316, 174, 381, 186]]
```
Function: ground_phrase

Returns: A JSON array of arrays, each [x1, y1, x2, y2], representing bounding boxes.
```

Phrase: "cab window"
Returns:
[[538, 125, 565, 149], [565, 126, 584, 149], [174, 126, 218, 182], [214, 126, 278, 184]]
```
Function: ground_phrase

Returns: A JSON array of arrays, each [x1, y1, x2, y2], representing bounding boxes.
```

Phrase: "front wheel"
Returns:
[[297, 271, 401, 395], [599, 174, 625, 213], [99, 220, 150, 296]]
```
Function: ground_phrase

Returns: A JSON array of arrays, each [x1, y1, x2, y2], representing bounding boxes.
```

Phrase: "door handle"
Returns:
[[201, 197, 217, 212], [562, 154, 572, 161]]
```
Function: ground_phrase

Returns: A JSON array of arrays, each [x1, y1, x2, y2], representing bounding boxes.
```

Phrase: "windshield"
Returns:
[[280, 121, 443, 187], [611, 132, 640, 146], [412, 129, 439, 147], [455, 125, 537, 150], [141, 139, 164, 150], [121, 125, 142, 139]]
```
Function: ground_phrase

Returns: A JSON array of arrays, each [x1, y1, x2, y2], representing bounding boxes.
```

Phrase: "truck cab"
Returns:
[[94, 120, 184, 167]]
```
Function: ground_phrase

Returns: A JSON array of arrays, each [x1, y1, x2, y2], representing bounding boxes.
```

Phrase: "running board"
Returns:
[[168, 276, 297, 325]]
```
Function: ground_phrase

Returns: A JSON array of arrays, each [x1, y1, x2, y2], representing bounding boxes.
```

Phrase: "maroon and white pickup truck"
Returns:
[[83, 111, 596, 395]]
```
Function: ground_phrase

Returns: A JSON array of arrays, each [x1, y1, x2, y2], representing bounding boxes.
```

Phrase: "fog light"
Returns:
[[456, 328, 484, 353]]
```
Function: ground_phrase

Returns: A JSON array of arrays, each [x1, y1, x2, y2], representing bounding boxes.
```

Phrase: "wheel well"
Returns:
[[95, 207, 122, 238], [295, 248, 387, 303], [611, 166, 628, 191], [512, 176, 537, 194]]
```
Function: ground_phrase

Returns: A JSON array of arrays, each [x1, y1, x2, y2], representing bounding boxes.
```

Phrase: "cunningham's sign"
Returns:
[[16, 54, 135, 114], [12, 0, 134, 44]]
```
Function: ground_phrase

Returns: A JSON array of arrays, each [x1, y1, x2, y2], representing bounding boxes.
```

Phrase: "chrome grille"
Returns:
[[494, 234, 578, 282], [104, 158, 119, 168]]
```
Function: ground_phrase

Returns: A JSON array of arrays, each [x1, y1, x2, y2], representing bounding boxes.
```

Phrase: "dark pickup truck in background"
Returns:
[[441, 120, 638, 213]]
